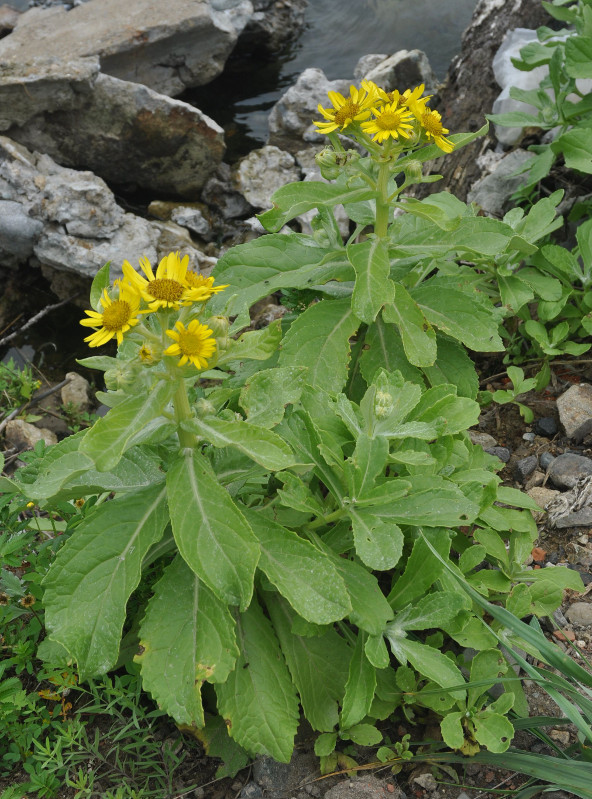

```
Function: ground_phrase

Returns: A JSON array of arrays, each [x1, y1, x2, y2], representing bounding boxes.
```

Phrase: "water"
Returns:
[[183, 0, 479, 160]]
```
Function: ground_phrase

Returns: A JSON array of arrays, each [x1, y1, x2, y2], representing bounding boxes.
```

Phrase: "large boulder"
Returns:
[[0, 136, 213, 278], [0, 58, 225, 196], [0, 0, 254, 97]]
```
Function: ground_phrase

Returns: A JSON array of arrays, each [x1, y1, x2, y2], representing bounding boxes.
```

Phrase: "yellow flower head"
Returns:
[[185, 270, 228, 300], [314, 83, 377, 134], [361, 101, 415, 143], [139, 343, 155, 364], [164, 319, 216, 369], [122, 252, 217, 312], [80, 281, 141, 347], [409, 105, 454, 153]]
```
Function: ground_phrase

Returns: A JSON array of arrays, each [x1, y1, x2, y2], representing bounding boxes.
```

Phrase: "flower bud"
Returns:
[[374, 389, 394, 419], [205, 315, 230, 338], [315, 147, 360, 180], [195, 398, 216, 418], [404, 159, 423, 182]]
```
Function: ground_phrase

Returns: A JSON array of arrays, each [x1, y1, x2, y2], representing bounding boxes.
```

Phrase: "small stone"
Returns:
[[170, 206, 211, 237], [549, 728, 571, 746], [324, 777, 395, 799], [4, 419, 57, 450], [413, 773, 437, 791], [557, 384, 592, 441], [484, 446, 511, 463], [535, 416, 558, 437], [469, 430, 497, 448], [514, 454, 538, 482], [553, 629, 576, 642], [566, 602, 592, 626], [570, 564, 592, 585], [239, 784, 263, 799], [525, 469, 545, 490], [578, 535, 590, 544], [540, 451, 555, 470], [531, 547, 546, 562], [548, 453, 592, 489], [523, 432, 536, 442], [553, 608, 568, 627], [60, 371, 91, 412], [528, 485, 560, 510]]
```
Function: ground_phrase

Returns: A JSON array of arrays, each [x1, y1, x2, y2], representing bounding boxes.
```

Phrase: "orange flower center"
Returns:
[[422, 111, 444, 136], [375, 110, 407, 131], [102, 301, 131, 331], [147, 278, 185, 302]]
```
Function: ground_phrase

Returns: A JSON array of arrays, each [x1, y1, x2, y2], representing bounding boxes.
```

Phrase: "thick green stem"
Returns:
[[173, 380, 197, 448], [306, 507, 347, 531], [374, 159, 391, 239]]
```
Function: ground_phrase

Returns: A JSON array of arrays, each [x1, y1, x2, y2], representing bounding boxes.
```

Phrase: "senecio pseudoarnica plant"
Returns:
[[1, 81, 584, 772]]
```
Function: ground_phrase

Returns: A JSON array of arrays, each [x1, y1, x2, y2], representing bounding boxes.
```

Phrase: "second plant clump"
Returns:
[[1, 77, 587, 783]]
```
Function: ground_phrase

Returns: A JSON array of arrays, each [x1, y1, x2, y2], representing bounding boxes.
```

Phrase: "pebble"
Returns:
[[556, 383, 592, 441], [240, 784, 263, 799], [484, 445, 511, 462], [469, 430, 498, 448], [535, 416, 558, 437], [549, 728, 571, 746], [569, 564, 592, 585], [4, 419, 58, 449], [565, 602, 592, 626], [540, 451, 555, 470], [514, 454, 538, 482], [523, 432, 536, 442], [547, 453, 592, 489]]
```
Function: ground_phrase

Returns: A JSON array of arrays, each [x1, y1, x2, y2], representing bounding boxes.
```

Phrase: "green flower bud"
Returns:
[[205, 315, 230, 338], [404, 159, 423, 182], [315, 147, 360, 180], [195, 398, 216, 418], [374, 389, 394, 419]]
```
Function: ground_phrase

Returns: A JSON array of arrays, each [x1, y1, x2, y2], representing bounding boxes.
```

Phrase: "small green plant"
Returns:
[[59, 401, 100, 433], [480, 365, 538, 422], [0, 358, 41, 418]]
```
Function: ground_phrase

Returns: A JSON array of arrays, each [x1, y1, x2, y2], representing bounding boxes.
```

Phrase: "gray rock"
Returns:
[[514, 455, 538, 482], [2, 64, 225, 197], [535, 416, 558, 437], [565, 602, 592, 626], [554, 508, 592, 529], [467, 149, 535, 216], [267, 67, 350, 154], [239, 783, 264, 799], [362, 49, 438, 95], [522, 431, 536, 442], [468, 430, 498, 448], [0, 199, 43, 261], [540, 451, 555, 470], [354, 53, 388, 82], [485, 446, 510, 463], [170, 206, 212, 237], [556, 383, 592, 441], [234, 145, 300, 209], [202, 162, 252, 220], [547, 453, 592, 489], [240, 0, 307, 53], [324, 776, 403, 799], [0, 0, 254, 96], [5, 419, 57, 449], [252, 752, 320, 799]]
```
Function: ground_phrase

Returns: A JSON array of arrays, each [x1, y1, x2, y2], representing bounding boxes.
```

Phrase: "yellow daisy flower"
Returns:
[[185, 270, 228, 299], [409, 105, 454, 153], [122, 252, 214, 312], [314, 83, 377, 134], [80, 282, 140, 347], [164, 319, 216, 369], [361, 101, 415, 143]]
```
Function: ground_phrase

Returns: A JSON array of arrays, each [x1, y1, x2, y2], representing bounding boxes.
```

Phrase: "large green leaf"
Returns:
[[348, 239, 394, 324], [359, 318, 424, 385], [331, 556, 393, 635], [136, 555, 238, 727], [80, 380, 175, 471], [421, 334, 479, 399], [565, 34, 592, 78], [167, 449, 259, 610], [215, 597, 300, 761], [348, 508, 404, 571], [258, 182, 376, 232], [341, 632, 377, 729], [383, 284, 437, 367], [386, 636, 466, 699], [411, 284, 503, 352], [239, 366, 307, 428], [217, 321, 283, 365], [183, 416, 295, 471], [42, 485, 169, 678], [279, 298, 360, 393], [554, 127, 592, 174], [367, 478, 479, 527], [242, 509, 351, 624], [267, 596, 350, 732]]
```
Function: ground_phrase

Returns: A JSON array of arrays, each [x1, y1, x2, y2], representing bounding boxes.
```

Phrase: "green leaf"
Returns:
[[369, 478, 479, 527], [411, 284, 503, 352], [359, 318, 424, 385], [555, 128, 592, 174], [137, 555, 238, 727], [80, 380, 175, 471], [343, 723, 382, 746], [392, 592, 467, 632], [383, 284, 437, 367], [388, 530, 452, 610], [332, 556, 393, 635], [487, 111, 543, 127], [279, 298, 360, 393], [440, 711, 465, 749], [498, 274, 534, 313], [348, 239, 394, 324], [315, 732, 338, 757], [565, 35, 592, 78], [183, 416, 295, 472], [348, 508, 404, 571], [258, 182, 375, 232], [239, 366, 307, 428], [394, 198, 462, 231], [42, 485, 169, 678], [267, 596, 350, 732], [89, 261, 111, 311], [341, 633, 377, 729], [167, 448, 259, 610], [387, 637, 466, 699], [218, 320, 283, 365], [473, 713, 514, 753], [242, 509, 350, 624], [421, 334, 479, 399], [516, 267, 563, 301], [215, 596, 299, 761], [193, 714, 249, 779]]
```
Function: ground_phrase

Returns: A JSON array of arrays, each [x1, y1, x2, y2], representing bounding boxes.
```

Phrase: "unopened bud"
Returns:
[[374, 390, 394, 418], [205, 315, 230, 338], [195, 398, 216, 418], [315, 147, 360, 180], [404, 159, 423, 182]]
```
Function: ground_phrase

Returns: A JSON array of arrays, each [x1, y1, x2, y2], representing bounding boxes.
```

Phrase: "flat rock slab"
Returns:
[[556, 383, 592, 441], [0, 0, 253, 96], [547, 453, 592, 489]]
